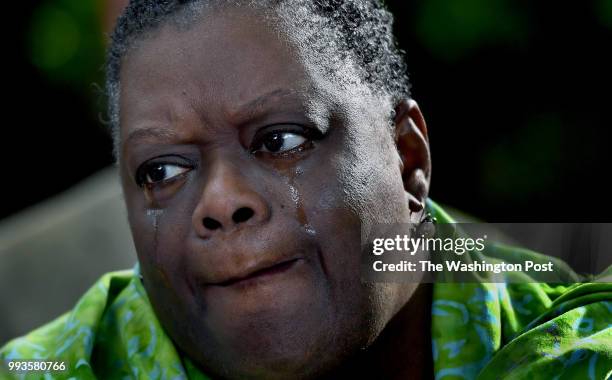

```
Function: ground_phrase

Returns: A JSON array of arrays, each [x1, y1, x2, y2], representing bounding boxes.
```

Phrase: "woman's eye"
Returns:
[[138, 163, 190, 186], [253, 131, 308, 154]]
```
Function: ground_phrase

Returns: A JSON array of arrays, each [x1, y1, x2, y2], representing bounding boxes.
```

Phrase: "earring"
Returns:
[[421, 212, 436, 224], [417, 211, 437, 238]]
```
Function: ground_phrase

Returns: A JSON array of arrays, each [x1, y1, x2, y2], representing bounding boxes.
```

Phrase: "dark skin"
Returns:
[[119, 6, 432, 380]]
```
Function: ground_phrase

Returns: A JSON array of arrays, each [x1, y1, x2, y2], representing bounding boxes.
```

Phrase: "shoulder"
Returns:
[[0, 270, 135, 377], [427, 200, 612, 379], [479, 281, 612, 379]]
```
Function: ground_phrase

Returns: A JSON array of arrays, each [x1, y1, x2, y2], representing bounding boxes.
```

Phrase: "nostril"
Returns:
[[203, 217, 222, 230], [232, 207, 254, 224]]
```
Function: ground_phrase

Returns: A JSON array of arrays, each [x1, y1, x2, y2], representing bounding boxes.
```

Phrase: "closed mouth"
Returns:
[[213, 258, 302, 287]]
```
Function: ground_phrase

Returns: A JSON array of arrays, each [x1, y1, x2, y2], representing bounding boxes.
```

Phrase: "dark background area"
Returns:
[[3, 0, 612, 222]]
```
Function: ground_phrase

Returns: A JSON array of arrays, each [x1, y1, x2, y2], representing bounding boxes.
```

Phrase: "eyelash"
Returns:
[[135, 156, 195, 188], [134, 126, 324, 187], [249, 125, 323, 155]]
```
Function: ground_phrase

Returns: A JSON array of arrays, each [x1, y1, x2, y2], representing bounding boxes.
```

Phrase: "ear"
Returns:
[[394, 99, 431, 216]]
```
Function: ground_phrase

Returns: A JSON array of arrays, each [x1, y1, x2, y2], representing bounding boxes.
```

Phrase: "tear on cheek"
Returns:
[[285, 171, 317, 237], [146, 208, 164, 255], [147, 208, 164, 227]]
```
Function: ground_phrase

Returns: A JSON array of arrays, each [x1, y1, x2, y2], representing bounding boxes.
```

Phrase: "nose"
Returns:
[[192, 157, 270, 239]]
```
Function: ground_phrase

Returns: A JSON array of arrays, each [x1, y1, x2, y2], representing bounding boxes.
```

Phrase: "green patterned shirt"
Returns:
[[2, 200, 611, 379]]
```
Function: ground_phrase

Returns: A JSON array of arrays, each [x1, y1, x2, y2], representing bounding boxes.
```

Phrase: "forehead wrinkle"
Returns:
[[223, 88, 303, 125], [123, 127, 182, 153]]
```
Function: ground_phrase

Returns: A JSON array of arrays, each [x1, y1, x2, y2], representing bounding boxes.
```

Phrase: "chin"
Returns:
[[201, 305, 341, 379], [178, 293, 372, 380], [179, 320, 343, 380]]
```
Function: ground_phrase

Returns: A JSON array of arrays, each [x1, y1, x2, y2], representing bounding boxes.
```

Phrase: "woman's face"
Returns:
[[119, 7, 421, 379]]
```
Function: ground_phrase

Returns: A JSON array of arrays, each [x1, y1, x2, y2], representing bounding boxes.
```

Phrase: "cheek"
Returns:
[[338, 121, 408, 225], [296, 118, 409, 323], [125, 185, 196, 291]]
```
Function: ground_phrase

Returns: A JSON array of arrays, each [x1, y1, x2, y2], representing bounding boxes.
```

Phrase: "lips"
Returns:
[[206, 257, 303, 287], [188, 228, 314, 291]]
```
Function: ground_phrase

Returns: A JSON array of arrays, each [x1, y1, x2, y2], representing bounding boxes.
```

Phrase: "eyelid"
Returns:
[[134, 155, 196, 187], [250, 124, 322, 152], [253, 123, 305, 137]]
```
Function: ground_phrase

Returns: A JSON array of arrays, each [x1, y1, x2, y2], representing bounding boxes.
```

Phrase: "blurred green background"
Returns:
[[3, 0, 612, 221]]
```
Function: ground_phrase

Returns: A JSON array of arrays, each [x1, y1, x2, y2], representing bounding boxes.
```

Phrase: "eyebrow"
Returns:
[[124, 127, 181, 147], [123, 88, 302, 149], [228, 88, 300, 123]]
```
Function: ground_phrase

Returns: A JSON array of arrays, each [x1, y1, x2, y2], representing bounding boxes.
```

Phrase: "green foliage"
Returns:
[[414, 0, 529, 61], [595, 0, 612, 28], [28, 0, 104, 87], [481, 114, 563, 198]]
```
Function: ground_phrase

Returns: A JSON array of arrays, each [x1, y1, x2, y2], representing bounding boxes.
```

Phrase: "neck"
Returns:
[[323, 283, 434, 380]]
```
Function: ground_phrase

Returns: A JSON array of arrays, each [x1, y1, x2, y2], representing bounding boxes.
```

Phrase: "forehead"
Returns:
[[118, 6, 337, 134]]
